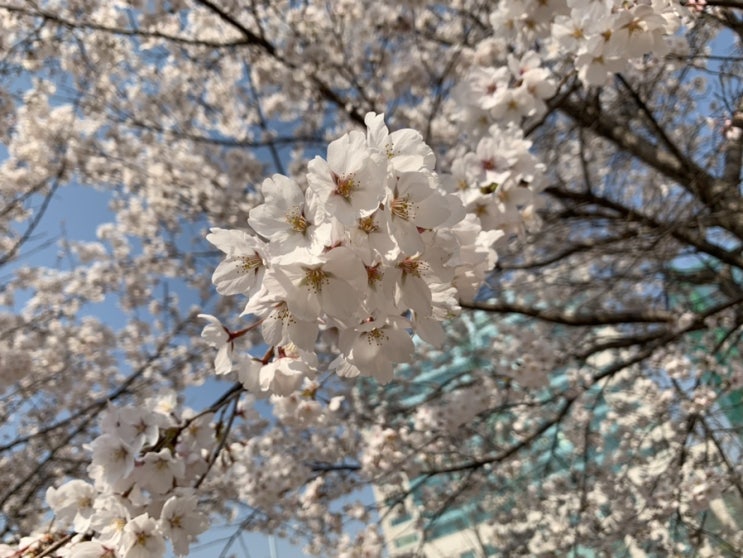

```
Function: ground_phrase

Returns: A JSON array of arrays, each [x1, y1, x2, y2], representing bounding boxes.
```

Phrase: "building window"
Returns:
[[394, 533, 418, 548], [460, 551, 476, 558], [390, 510, 412, 526], [428, 517, 466, 540]]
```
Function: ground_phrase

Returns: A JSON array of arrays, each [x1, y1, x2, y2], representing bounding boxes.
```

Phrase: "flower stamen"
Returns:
[[286, 207, 309, 234], [239, 253, 263, 272], [302, 267, 328, 294], [358, 215, 380, 234], [391, 195, 413, 220], [398, 256, 424, 278], [364, 328, 388, 346], [332, 171, 356, 199]]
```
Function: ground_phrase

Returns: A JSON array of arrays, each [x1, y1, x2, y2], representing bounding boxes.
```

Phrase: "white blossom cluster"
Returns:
[[454, 51, 557, 127], [201, 113, 500, 389], [43, 401, 211, 557], [487, 0, 683, 86], [447, 54, 554, 241], [445, 0, 686, 242]]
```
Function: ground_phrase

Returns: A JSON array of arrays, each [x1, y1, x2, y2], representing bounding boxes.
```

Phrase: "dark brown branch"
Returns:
[[420, 396, 576, 476], [559, 97, 714, 194], [189, 0, 364, 125], [545, 185, 743, 271], [0, 3, 260, 49], [190, 0, 275, 54], [702, 0, 743, 7], [615, 73, 690, 169], [0, 165, 64, 267], [498, 231, 640, 271], [559, 96, 743, 239], [462, 301, 674, 326]]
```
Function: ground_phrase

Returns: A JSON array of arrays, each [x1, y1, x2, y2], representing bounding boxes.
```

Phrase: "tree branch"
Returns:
[[462, 301, 674, 326]]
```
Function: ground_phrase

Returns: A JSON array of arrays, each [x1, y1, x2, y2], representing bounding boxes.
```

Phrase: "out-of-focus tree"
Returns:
[[0, 0, 742, 556]]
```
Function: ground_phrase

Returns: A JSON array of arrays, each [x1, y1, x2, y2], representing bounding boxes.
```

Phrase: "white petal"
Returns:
[[214, 344, 232, 375]]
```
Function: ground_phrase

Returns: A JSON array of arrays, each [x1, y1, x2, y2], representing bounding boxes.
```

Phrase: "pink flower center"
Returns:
[[398, 256, 423, 278], [365, 263, 383, 287]]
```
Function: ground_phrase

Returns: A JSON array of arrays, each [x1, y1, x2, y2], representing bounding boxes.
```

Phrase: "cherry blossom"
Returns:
[[46, 481, 96, 533], [120, 514, 166, 558], [307, 130, 387, 225], [206, 228, 268, 297], [272, 247, 367, 327], [248, 174, 328, 255], [338, 318, 416, 384], [159, 493, 209, 557], [197, 314, 234, 375]]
